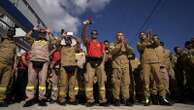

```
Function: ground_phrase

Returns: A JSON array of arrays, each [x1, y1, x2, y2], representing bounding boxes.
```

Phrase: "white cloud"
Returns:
[[35, 0, 111, 33], [87, 0, 112, 12]]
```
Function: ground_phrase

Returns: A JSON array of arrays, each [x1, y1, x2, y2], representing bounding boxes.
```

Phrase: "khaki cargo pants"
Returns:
[[112, 67, 130, 100], [142, 63, 166, 97], [150, 66, 169, 95], [25, 61, 48, 101], [58, 66, 78, 103], [49, 61, 60, 101], [85, 63, 107, 103], [0, 62, 12, 102]]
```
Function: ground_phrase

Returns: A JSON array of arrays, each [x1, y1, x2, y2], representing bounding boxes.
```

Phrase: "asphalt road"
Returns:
[[1, 102, 194, 110]]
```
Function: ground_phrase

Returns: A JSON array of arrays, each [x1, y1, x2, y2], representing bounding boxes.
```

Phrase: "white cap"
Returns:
[[67, 32, 73, 36], [17, 49, 26, 56]]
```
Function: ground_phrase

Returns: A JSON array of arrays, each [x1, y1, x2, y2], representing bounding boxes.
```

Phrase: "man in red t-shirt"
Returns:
[[81, 19, 107, 107]]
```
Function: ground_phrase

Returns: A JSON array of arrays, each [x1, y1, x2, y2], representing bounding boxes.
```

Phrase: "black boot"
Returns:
[[113, 99, 120, 106], [86, 101, 95, 107], [0, 101, 8, 107], [144, 96, 151, 106], [151, 94, 159, 105], [159, 96, 172, 106], [49, 99, 56, 104], [57, 99, 67, 106], [123, 99, 133, 106], [99, 102, 109, 106], [68, 100, 78, 105], [23, 99, 36, 107], [38, 99, 47, 106]]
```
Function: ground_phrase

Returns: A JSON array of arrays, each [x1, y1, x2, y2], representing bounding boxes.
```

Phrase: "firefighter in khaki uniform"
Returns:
[[0, 28, 17, 107], [110, 32, 133, 106], [149, 39, 174, 105], [187, 39, 194, 97], [81, 19, 107, 107], [137, 32, 172, 106], [75, 48, 86, 100], [149, 40, 168, 105], [23, 26, 52, 107], [159, 42, 175, 95], [104, 40, 113, 104], [57, 31, 79, 105], [48, 48, 61, 103]]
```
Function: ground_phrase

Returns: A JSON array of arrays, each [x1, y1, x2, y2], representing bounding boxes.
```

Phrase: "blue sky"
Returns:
[[78, 0, 194, 56]]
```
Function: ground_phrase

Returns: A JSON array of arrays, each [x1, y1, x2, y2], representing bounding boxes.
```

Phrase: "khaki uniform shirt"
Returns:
[[0, 38, 16, 64], [137, 42, 160, 64], [61, 46, 77, 66], [30, 40, 49, 62], [111, 42, 132, 69]]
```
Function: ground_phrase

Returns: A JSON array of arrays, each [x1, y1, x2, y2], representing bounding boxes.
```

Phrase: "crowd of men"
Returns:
[[0, 19, 194, 107]]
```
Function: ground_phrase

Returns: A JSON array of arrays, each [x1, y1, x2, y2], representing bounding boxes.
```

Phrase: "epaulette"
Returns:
[[110, 42, 116, 49]]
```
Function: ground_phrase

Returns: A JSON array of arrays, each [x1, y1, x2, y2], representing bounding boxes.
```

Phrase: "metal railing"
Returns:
[[15, 37, 31, 51], [0, 15, 15, 36]]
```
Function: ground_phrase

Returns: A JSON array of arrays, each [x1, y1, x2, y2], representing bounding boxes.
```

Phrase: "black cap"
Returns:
[[91, 29, 98, 35]]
